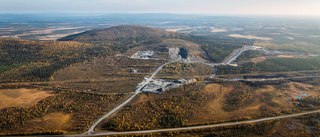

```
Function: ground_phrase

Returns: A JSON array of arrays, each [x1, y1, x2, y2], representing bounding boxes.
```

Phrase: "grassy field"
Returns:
[[0, 88, 54, 110], [20, 112, 72, 134]]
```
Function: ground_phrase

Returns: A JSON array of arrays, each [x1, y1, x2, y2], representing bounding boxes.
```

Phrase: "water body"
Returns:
[[179, 47, 188, 59], [293, 91, 312, 99], [307, 127, 318, 137]]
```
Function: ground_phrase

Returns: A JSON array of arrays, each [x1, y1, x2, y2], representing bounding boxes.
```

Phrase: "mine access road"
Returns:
[[82, 45, 294, 135]]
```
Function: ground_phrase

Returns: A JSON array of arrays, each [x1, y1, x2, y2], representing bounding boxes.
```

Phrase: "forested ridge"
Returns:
[[59, 25, 188, 53], [59, 25, 187, 42], [0, 38, 113, 81]]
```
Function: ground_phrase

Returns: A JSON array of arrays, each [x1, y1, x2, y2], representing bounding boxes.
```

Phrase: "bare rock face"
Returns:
[[131, 50, 155, 59], [140, 78, 197, 94], [169, 48, 180, 60]]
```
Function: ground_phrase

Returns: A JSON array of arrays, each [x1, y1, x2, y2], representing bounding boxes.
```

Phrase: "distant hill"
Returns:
[[59, 25, 187, 42], [59, 25, 190, 54], [59, 25, 251, 62]]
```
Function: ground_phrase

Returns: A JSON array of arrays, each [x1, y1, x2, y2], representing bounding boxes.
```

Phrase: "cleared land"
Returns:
[[22, 112, 71, 134], [229, 34, 273, 40], [0, 88, 54, 110], [211, 28, 227, 33]]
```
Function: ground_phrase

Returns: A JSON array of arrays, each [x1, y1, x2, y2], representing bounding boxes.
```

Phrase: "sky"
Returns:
[[1, 0, 320, 16]]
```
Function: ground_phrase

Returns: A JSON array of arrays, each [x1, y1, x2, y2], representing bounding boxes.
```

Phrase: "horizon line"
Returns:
[[0, 12, 319, 17]]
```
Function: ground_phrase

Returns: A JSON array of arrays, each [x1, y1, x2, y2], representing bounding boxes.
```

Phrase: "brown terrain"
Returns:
[[0, 88, 54, 110]]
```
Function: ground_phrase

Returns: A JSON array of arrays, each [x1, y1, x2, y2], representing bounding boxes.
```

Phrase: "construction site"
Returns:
[[139, 78, 197, 94]]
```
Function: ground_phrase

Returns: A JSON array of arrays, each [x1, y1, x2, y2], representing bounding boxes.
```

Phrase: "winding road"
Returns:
[[83, 60, 180, 135], [222, 46, 266, 65], [83, 92, 140, 135], [81, 45, 317, 136]]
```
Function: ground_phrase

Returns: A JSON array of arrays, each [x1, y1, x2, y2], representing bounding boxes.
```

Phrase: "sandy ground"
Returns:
[[250, 57, 266, 63], [211, 28, 227, 32], [166, 29, 184, 32], [166, 26, 194, 32], [276, 55, 295, 58], [285, 36, 295, 40], [0, 88, 54, 110], [26, 112, 72, 132], [310, 35, 320, 38], [228, 34, 273, 40]]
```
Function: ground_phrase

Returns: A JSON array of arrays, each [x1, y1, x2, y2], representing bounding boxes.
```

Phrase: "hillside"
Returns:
[[59, 25, 187, 42], [58, 25, 192, 55], [0, 38, 115, 82], [59, 25, 251, 62]]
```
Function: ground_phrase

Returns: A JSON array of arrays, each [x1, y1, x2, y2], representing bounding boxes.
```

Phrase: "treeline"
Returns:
[[0, 90, 125, 135], [218, 57, 320, 74]]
